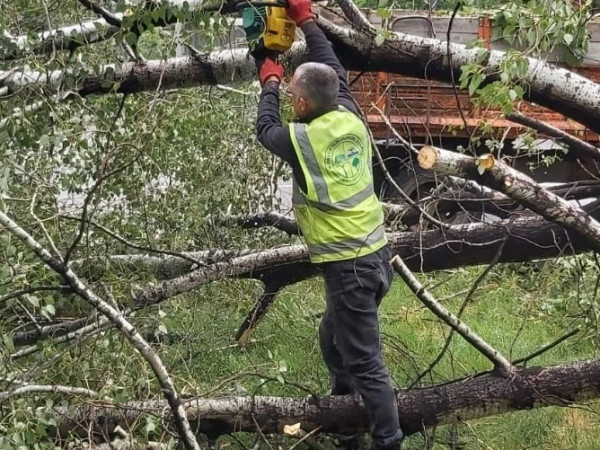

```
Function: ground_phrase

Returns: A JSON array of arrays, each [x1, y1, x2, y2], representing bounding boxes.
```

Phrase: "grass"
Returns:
[[139, 257, 600, 449], [13, 258, 597, 449]]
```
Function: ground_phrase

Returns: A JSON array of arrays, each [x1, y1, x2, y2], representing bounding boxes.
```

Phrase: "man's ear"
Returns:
[[299, 97, 308, 114]]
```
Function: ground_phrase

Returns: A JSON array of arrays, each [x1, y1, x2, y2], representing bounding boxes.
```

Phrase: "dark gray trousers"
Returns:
[[319, 246, 403, 450]]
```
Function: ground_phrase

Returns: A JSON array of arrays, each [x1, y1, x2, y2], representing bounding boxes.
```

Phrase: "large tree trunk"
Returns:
[[15, 203, 599, 348], [54, 358, 600, 441], [133, 199, 600, 307], [2, 15, 600, 134]]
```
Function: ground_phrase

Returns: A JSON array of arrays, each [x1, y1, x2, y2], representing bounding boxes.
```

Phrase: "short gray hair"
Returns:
[[294, 62, 339, 111]]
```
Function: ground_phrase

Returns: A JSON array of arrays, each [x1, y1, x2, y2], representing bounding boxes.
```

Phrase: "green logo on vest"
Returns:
[[324, 134, 365, 186]]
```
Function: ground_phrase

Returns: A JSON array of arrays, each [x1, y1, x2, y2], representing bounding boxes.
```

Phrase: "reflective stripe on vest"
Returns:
[[306, 225, 385, 256]]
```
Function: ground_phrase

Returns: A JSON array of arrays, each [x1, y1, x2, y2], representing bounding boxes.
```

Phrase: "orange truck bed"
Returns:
[[320, 9, 600, 144]]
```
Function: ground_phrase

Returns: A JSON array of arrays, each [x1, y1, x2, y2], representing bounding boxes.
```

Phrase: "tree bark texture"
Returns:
[[15, 204, 598, 349], [53, 358, 600, 441], [2, 15, 600, 134], [418, 146, 600, 252]]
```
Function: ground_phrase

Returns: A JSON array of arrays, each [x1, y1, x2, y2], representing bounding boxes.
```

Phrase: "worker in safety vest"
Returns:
[[252, 0, 404, 448]]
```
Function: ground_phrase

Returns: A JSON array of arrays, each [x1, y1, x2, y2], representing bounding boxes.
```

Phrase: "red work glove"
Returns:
[[286, 0, 315, 26], [258, 57, 284, 85]]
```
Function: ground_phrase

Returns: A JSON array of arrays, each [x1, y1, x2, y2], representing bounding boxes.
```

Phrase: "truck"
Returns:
[[318, 9, 600, 209]]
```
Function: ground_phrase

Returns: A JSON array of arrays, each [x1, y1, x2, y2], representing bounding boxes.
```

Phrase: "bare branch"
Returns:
[[0, 286, 70, 305], [77, 0, 123, 27], [134, 245, 308, 308], [222, 212, 299, 235], [0, 383, 98, 402], [62, 214, 206, 267], [335, 0, 375, 33], [0, 210, 202, 450], [391, 255, 514, 375], [507, 111, 600, 161], [513, 327, 581, 366]]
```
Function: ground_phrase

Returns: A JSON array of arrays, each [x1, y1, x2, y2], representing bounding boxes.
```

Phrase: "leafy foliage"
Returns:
[[1, 0, 599, 448]]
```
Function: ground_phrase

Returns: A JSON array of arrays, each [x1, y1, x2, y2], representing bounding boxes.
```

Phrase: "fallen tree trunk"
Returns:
[[133, 197, 600, 307], [53, 358, 600, 441], [2, 15, 600, 134], [12, 201, 599, 348]]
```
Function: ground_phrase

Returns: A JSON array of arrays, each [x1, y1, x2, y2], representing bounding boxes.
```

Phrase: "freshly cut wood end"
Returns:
[[283, 423, 301, 436], [418, 146, 438, 169], [478, 154, 495, 169]]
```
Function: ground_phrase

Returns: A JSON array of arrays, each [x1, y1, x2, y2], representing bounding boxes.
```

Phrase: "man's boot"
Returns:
[[333, 433, 369, 450]]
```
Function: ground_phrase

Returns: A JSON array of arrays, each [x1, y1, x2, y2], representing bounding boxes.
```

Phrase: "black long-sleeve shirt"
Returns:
[[256, 20, 361, 193]]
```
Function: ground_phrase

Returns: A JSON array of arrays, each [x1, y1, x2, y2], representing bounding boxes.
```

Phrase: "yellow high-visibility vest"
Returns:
[[289, 107, 386, 263]]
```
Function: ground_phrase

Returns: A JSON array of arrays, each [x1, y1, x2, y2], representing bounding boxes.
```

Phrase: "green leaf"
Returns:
[[25, 294, 40, 307], [43, 304, 56, 318], [3, 334, 14, 353], [374, 33, 385, 47], [563, 33, 574, 45], [468, 72, 485, 96], [526, 28, 536, 45], [377, 7, 392, 19]]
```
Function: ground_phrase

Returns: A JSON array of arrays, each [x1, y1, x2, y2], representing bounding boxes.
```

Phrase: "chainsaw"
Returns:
[[238, 0, 296, 54]]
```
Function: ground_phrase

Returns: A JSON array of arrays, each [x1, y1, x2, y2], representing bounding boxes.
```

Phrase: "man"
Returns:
[[252, 1, 404, 448]]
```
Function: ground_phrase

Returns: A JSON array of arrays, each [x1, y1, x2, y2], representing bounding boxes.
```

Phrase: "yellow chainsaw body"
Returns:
[[263, 5, 296, 52]]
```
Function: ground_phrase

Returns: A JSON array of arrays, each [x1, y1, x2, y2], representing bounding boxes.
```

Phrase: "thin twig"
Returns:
[[77, 0, 122, 27], [62, 215, 205, 268], [370, 104, 450, 230], [0, 285, 70, 304], [447, 2, 474, 145], [513, 327, 581, 366]]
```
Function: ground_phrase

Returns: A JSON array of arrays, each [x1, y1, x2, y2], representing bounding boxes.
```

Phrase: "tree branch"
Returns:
[[507, 111, 600, 161], [77, 0, 122, 27], [418, 146, 600, 251], [0, 383, 98, 402], [391, 255, 514, 375], [0, 210, 202, 450]]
